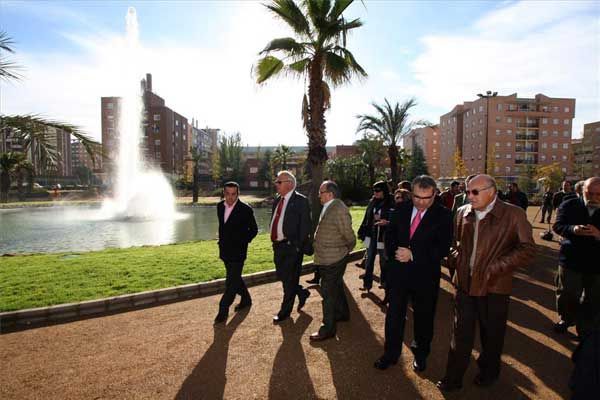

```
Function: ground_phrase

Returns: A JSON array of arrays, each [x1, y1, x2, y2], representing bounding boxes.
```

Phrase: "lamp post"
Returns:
[[477, 90, 498, 174]]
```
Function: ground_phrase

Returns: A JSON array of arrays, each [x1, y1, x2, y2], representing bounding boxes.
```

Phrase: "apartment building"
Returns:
[[572, 121, 600, 178], [439, 93, 575, 180], [71, 140, 102, 172], [402, 126, 440, 178]]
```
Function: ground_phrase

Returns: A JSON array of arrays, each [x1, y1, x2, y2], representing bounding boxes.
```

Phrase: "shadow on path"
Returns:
[[175, 309, 249, 400]]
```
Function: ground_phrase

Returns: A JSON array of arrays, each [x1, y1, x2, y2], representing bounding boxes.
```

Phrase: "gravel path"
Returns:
[[0, 210, 576, 399]]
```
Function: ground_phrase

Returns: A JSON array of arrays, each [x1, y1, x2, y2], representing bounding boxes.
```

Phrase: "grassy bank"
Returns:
[[0, 207, 366, 312]]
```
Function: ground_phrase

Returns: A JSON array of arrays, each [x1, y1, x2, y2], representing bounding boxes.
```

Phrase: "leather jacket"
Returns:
[[449, 199, 536, 296]]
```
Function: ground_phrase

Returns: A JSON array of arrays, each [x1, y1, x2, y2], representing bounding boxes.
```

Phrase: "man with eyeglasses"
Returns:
[[270, 170, 313, 323], [437, 174, 535, 392], [374, 175, 452, 373], [309, 181, 356, 341], [552, 177, 600, 337]]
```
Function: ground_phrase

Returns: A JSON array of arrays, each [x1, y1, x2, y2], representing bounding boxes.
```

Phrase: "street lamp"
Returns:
[[477, 90, 498, 174]]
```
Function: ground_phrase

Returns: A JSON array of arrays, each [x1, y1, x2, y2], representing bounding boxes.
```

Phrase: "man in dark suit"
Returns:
[[214, 182, 258, 324], [271, 170, 312, 323], [552, 177, 600, 337], [374, 175, 453, 372]]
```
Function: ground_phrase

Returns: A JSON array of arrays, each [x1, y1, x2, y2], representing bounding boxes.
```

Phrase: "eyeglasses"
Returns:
[[274, 180, 291, 185], [413, 193, 434, 200], [319, 190, 329, 194], [373, 188, 383, 193], [466, 186, 493, 196]]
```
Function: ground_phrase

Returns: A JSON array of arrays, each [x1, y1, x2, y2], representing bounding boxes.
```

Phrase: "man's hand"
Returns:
[[574, 224, 600, 238], [395, 247, 412, 262], [374, 219, 389, 226]]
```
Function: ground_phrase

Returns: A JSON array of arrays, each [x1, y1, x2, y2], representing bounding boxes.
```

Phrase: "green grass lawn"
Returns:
[[0, 207, 366, 312]]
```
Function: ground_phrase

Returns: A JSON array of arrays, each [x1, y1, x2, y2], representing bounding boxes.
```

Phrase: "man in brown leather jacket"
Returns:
[[437, 174, 536, 392]]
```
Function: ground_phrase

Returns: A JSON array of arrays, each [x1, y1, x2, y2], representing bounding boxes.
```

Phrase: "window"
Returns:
[[106, 103, 114, 110], [542, 143, 548, 149], [107, 115, 114, 120], [507, 142, 512, 147], [552, 155, 557, 161], [495, 116, 501, 122], [495, 142, 500, 147], [563, 143, 569, 149], [562, 168, 567, 173], [562, 155, 567, 161], [250, 167, 258, 173], [507, 117, 513, 123], [553, 131, 559, 137], [495, 153, 501, 159], [154, 140, 160, 145], [563, 119, 569, 125], [506, 166, 511, 173], [175, 120, 179, 126], [497, 104, 503, 111], [250, 181, 258, 188], [479, 118, 483, 124], [563, 131, 570, 137], [473, 109, 476, 115], [507, 130, 512, 134], [542, 130, 548, 137], [564, 107, 570, 112], [496, 129, 501, 135], [542, 118, 548, 124], [155, 151, 161, 159], [479, 106, 484, 112], [552, 143, 558, 149], [553, 106, 559, 112], [494, 166, 500, 172], [553, 118, 559, 125], [466, 111, 470, 117], [153, 114, 160, 121], [541, 155, 546, 161], [506, 154, 512, 159]]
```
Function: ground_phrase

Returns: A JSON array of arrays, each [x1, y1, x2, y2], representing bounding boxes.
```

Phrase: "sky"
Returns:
[[1, 0, 598, 146]]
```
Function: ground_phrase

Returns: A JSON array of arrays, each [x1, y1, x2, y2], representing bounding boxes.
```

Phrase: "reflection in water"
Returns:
[[0, 206, 272, 254]]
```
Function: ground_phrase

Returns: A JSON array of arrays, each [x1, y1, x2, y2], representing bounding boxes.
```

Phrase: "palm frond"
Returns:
[[0, 31, 23, 81], [265, 0, 311, 38], [260, 37, 307, 56], [330, 0, 354, 20], [255, 55, 285, 84], [305, 0, 331, 36], [288, 57, 311, 73]]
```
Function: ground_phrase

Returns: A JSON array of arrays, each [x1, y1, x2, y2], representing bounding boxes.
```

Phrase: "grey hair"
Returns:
[[277, 170, 296, 188], [474, 174, 497, 191], [322, 180, 340, 198], [412, 175, 437, 191]]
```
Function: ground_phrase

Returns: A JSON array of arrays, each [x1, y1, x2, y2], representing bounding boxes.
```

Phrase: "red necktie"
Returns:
[[271, 198, 285, 242], [409, 210, 423, 239]]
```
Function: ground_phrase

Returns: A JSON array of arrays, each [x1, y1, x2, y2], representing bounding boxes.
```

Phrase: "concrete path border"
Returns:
[[0, 249, 365, 333]]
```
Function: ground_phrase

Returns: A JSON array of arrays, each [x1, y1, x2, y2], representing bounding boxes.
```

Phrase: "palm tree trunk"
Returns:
[[388, 144, 399, 185], [192, 168, 199, 203], [0, 171, 9, 203]]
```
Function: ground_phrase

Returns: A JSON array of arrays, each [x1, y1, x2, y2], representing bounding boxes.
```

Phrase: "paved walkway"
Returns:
[[0, 209, 577, 399]]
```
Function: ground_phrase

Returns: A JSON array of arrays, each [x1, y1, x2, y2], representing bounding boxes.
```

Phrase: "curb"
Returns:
[[0, 249, 365, 333]]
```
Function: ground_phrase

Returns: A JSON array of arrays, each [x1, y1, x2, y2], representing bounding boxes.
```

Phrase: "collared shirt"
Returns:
[[474, 196, 497, 221], [319, 198, 335, 222], [271, 190, 294, 241], [470, 196, 498, 270], [411, 206, 428, 223], [223, 200, 237, 223]]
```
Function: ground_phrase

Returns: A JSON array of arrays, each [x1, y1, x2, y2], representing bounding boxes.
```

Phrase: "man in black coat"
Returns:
[[506, 182, 528, 211], [374, 175, 453, 372], [552, 177, 600, 337], [214, 182, 258, 324], [271, 170, 313, 323]]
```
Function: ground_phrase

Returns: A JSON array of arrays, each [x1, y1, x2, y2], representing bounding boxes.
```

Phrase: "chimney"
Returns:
[[146, 73, 152, 92]]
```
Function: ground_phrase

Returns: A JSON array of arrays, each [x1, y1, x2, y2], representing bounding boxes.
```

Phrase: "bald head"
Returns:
[[467, 174, 498, 211]]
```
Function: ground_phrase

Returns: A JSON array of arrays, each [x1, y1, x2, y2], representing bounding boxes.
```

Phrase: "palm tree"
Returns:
[[189, 147, 204, 203], [254, 0, 367, 220], [356, 133, 385, 185], [0, 31, 22, 81], [0, 152, 26, 202], [272, 144, 295, 171], [356, 98, 429, 184]]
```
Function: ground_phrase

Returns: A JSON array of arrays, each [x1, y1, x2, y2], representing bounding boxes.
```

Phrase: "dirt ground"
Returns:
[[0, 207, 578, 399]]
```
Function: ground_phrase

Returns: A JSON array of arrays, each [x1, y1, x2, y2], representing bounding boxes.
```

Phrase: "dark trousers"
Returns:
[[363, 238, 386, 290], [383, 278, 440, 362], [443, 291, 510, 383], [318, 257, 349, 335], [274, 242, 304, 317], [556, 266, 600, 337], [218, 261, 251, 312], [541, 205, 553, 223]]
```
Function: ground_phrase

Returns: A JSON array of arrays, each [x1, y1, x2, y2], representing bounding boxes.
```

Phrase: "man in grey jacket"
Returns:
[[309, 180, 356, 341]]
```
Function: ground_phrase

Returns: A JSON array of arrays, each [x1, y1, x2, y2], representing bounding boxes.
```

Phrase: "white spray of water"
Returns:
[[101, 7, 176, 220]]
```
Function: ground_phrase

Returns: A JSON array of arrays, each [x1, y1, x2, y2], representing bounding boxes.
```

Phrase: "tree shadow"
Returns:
[[268, 312, 317, 399], [175, 309, 249, 400], [312, 284, 421, 399]]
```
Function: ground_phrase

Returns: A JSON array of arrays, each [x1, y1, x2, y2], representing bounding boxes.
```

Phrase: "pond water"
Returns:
[[0, 205, 272, 254]]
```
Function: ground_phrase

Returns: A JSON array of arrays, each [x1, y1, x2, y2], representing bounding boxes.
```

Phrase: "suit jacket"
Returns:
[[385, 201, 453, 288], [553, 197, 600, 274], [217, 200, 258, 262], [357, 194, 394, 243], [271, 190, 312, 254], [314, 199, 356, 265]]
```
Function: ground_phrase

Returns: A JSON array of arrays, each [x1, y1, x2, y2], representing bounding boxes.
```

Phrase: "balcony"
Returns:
[[515, 145, 538, 152], [515, 159, 538, 165], [516, 134, 539, 141]]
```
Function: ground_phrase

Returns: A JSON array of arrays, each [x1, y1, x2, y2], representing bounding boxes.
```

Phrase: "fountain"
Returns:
[[100, 7, 175, 220]]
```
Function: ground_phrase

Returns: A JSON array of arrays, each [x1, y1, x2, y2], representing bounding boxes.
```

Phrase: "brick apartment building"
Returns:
[[439, 93, 575, 181], [101, 74, 192, 183], [572, 121, 600, 178], [184, 122, 219, 183], [402, 126, 441, 178]]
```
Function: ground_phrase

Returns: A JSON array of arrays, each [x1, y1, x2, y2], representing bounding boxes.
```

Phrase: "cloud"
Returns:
[[412, 1, 599, 136]]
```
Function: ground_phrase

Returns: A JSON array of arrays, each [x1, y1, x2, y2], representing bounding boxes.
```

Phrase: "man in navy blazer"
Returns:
[[552, 177, 600, 337], [271, 170, 313, 323], [374, 175, 453, 372], [214, 182, 258, 324]]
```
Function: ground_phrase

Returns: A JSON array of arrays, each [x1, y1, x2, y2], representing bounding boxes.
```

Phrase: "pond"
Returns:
[[0, 205, 273, 254]]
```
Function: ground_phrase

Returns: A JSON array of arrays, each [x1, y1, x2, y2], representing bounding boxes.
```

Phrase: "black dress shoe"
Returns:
[[234, 301, 252, 312], [273, 314, 289, 324], [306, 277, 320, 285], [358, 273, 366, 279], [214, 312, 228, 324], [297, 289, 310, 311], [473, 373, 498, 387], [373, 356, 398, 370], [309, 331, 335, 341], [413, 358, 427, 372], [554, 320, 569, 333], [436, 379, 462, 392]]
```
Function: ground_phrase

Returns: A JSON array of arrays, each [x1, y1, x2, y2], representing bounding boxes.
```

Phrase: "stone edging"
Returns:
[[0, 249, 365, 333]]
